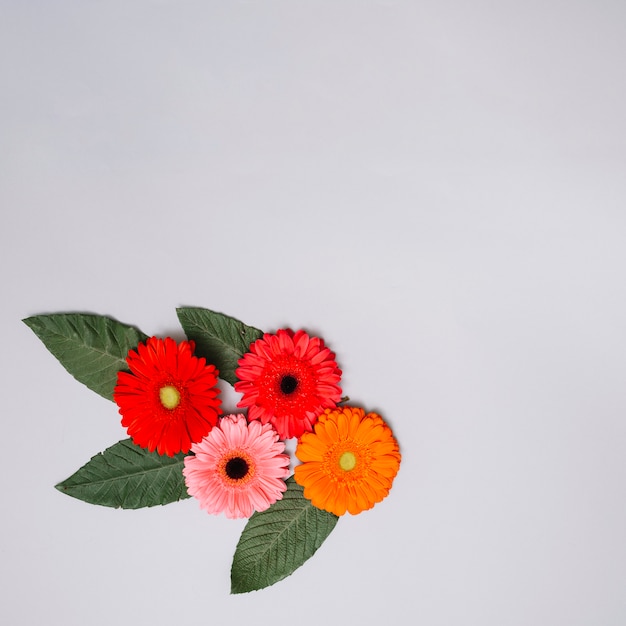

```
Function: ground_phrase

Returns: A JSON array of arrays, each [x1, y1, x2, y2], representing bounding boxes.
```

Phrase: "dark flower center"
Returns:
[[280, 374, 299, 395], [225, 457, 249, 480]]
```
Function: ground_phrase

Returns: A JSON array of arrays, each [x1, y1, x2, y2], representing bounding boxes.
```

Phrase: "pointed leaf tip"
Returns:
[[230, 476, 338, 593], [56, 439, 191, 509], [24, 313, 149, 400], [176, 307, 263, 385]]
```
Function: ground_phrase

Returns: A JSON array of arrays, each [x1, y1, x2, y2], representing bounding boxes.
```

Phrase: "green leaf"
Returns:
[[230, 476, 339, 593], [23, 313, 149, 401], [55, 439, 190, 508], [176, 307, 264, 385]]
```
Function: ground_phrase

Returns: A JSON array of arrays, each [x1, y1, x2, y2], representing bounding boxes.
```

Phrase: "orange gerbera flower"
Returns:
[[294, 406, 401, 516], [234, 329, 342, 439], [113, 337, 222, 457]]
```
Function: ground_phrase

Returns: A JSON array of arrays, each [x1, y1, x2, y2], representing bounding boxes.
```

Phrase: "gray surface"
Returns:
[[2, 2, 625, 624]]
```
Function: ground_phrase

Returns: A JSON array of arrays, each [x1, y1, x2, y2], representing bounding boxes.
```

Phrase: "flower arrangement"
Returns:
[[24, 307, 401, 592]]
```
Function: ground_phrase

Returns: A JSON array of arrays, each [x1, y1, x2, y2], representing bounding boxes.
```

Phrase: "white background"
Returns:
[[2, 1, 625, 624]]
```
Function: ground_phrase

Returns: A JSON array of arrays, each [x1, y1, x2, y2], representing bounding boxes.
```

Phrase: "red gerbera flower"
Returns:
[[113, 337, 222, 457], [234, 329, 342, 439]]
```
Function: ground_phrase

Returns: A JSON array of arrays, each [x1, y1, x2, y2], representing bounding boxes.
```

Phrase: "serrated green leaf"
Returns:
[[56, 439, 190, 508], [230, 476, 339, 593], [23, 313, 148, 401], [176, 307, 264, 385]]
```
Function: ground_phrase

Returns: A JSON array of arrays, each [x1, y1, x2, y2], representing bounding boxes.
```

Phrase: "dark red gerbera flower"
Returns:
[[234, 329, 342, 439]]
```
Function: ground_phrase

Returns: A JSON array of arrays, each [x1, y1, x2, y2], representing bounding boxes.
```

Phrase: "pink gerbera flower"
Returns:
[[183, 414, 290, 519], [234, 329, 342, 439]]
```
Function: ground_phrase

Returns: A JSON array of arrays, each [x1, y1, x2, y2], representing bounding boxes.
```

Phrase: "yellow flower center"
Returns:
[[339, 450, 357, 472], [159, 385, 181, 410]]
